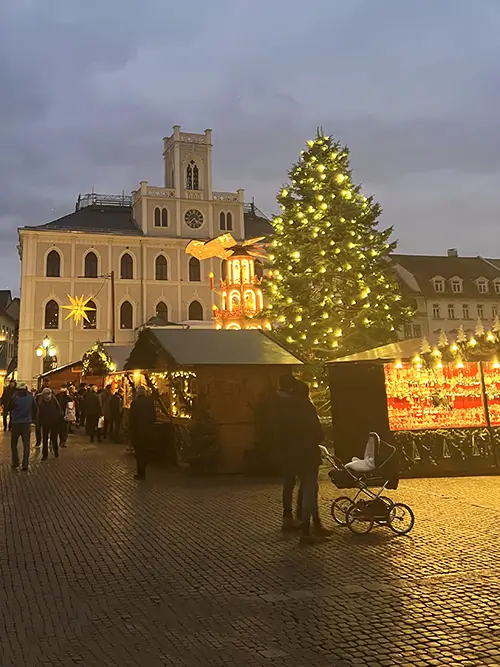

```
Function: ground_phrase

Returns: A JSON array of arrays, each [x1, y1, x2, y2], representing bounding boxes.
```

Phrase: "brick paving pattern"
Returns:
[[1, 430, 499, 666]]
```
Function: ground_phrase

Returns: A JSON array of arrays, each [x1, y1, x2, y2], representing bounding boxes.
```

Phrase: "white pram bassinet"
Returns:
[[344, 432, 379, 474]]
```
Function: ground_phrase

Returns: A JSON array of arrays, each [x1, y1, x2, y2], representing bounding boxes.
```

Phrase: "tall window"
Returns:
[[83, 300, 97, 330], [462, 304, 470, 319], [188, 300, 203, 320], [451, 278, 462, 293], [219, 212, 233, 231], [433, 278, 444, 293], [493, 304, 498, 319], [188, 257, 201, 282], [478, 304, 485, 319], [46, 250, 61, 277], [432, 303, 441, 319], [154, 207, 168, 227], [254, 260, 264, 279], [120, 301, 133, 329], [155, 255, 168, 281], [84, 252, 98, 278], [120, 253, 133, 280], [477, 279, 488, 294], [156, 301, 168, 323], [494, 281, 500, 295], [186, 160, 199, 190], [44, 300, 59, 329], [447, 304, 455, 319]]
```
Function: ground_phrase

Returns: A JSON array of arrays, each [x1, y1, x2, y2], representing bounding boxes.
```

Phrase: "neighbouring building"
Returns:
[[17, 126, 272, 384], [394, 249, 500, 341], [0, 290, 20, 380]]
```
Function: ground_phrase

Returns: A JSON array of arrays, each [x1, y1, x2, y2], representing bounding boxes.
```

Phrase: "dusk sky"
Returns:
[[2, 0, 500, 291]]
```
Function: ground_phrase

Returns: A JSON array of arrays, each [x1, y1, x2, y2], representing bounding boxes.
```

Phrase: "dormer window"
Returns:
[[450, 277, 463, 293], [433, 277, 445, 293], [494, 279, 500, 295], [477, 278, 488, 294]]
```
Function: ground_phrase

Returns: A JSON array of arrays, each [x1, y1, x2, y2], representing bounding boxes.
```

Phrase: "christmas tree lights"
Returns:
[[264, 130, 412, 358]]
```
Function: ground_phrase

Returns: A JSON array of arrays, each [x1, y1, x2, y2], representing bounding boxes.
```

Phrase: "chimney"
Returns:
[[447, 248, 458, 257]]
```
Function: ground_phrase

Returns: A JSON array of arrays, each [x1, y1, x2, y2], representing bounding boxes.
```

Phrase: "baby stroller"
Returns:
[[320, 432, 415, 535]]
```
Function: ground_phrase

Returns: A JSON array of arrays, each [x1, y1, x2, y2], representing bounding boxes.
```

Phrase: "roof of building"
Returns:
[[330, 338, 422, 364], [126, 328, 303, 368], [22, 199, 274, 240], [393, 254, 500, 298], [102, 344, 134, 371]]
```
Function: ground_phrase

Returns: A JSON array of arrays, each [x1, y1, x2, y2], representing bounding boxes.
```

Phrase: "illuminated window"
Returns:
[[44, 300, 59, 329]]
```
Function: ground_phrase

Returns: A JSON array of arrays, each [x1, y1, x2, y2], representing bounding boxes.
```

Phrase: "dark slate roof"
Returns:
[[27, 205, 143, 236], [0, 290, 12, 314], [392, 254, 500, 298], [138, 329, 302, 366], [243, 207, 274, 238]]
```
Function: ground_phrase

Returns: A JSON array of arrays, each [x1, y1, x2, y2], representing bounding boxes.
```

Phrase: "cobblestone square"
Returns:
[[1, 431, 499, 666]]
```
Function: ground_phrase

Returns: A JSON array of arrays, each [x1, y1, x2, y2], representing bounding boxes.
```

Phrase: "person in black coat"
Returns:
[[84, 386, 102, 443], [37, 388, 62, 460], [129, 386, 156, 480], [1, 379, 17, 431]]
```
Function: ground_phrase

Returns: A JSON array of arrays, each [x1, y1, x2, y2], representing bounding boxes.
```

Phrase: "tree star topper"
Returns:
[[63, 295, 96, 325]]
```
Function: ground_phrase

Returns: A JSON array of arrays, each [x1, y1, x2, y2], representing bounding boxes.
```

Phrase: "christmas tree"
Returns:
[[265, 130, 412, 358]]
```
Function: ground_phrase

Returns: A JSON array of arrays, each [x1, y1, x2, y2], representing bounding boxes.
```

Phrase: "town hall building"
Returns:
[[17, 126, 271, 384]]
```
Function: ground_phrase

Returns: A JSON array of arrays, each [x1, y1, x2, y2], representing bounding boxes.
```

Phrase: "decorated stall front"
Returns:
[[124, 327, 303, 472], [328, 326, 500, 476]]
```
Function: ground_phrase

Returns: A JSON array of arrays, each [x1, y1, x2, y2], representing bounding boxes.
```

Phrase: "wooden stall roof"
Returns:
[[329, 338, 422, 364], [125, 328, 303, 369], [102, 344, 133, 371]]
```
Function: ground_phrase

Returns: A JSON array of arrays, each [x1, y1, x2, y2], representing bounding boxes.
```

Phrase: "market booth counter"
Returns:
[[328, 337, 500, 477], [123, 327, 303, 472]]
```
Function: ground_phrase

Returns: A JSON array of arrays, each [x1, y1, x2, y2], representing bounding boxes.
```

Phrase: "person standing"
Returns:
[[1, 379, 17, 431], [84, 385, 102, 443], [37, 388, 61, 460], [9, 383, 36, 471], [34, 378, 50, 446], [100, 385, 113, 439], [129, 386, 156, 480], [109, 388, 124, 443], [56, 386, 72, 447]]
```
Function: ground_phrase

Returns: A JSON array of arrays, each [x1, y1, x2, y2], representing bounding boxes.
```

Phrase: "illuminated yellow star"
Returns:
[[62, 295, 96, 325]]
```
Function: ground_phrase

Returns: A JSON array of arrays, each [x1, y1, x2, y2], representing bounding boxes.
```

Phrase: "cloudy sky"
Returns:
[[2, 0, 500, 291]]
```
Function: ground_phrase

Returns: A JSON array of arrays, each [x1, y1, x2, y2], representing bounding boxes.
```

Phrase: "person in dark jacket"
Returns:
[[34, 378, 50, 446], [129, 386, 156, 479], [37, 388, 62, 460], [9, 383, 36, 470], [1, 379, 17, 431], [56, 386, 72, 447], [109, 389, 124, 443], [84, 385, 101, 443], [100, 385, 113, 439]]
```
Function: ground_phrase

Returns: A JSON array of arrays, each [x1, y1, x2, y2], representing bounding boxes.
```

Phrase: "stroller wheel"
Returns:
[[331, 496, 354, 526], [345, 502, 374, 535], [388, 503, 415, 535]]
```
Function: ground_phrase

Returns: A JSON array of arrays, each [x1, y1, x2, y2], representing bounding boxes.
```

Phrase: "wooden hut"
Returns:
[[125, 327, 303, 472]]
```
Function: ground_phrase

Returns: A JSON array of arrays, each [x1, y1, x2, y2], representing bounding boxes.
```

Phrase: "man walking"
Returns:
[[37, 387, 61, 460], [1, 379, 17, 431], [84, 385, 101, 443], [109, 388, 124, 443], [129, 386, 156, 480], [9, 383, 36, 471]]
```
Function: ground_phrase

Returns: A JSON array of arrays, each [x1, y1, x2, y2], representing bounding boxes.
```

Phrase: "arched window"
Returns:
[[82, 300, 97, 330], [220, 212, 226, 231], [221, 260, 227, 281], [188, 257, 201, 282], [226, 212, 233, 231], [154, 207, 168, 227], [155, 255, 168, 281], [154, 207, 161, 226], [46, 250, 61, 277], [186, 160, 199, 190], [156, 301, 168, 323], [254, 260, 264, 279], [120, 253, 133, 280], [44, 300, 59, 329], [120, 301, 133, 329], [188, 300, 203, 321], [84, 252, 98, 278]]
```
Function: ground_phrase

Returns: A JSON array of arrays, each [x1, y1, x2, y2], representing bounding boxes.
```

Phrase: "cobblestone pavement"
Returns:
[[1, 429, 499, 667]]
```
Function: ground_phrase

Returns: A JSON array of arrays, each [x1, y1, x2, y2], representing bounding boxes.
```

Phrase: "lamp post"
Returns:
[[35, 336, 57, 374]]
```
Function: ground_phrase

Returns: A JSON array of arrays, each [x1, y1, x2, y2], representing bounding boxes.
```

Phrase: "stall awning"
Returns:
[[103, 344, 133, 371], [329, 338, 422, 364], [126, 328, 303, 368]]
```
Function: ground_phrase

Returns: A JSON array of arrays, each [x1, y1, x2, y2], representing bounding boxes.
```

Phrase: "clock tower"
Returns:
[[163, 126, 213, 201]]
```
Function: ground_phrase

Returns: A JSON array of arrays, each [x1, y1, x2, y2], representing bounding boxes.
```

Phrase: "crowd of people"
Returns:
[[1, 379, 124, 471]]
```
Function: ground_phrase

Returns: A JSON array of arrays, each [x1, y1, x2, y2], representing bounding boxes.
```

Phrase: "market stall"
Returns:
[[328, 330, 500, 476], [123, 327, 303, 472]]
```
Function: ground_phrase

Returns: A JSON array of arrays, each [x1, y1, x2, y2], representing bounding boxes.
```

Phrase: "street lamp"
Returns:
[[35, 336, 57, 374]]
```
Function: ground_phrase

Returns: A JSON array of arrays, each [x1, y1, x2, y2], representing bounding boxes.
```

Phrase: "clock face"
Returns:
[[184, 209, 204, 229]]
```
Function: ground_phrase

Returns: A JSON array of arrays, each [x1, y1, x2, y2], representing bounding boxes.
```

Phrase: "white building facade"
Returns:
[[17, 126, 271, 383]]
